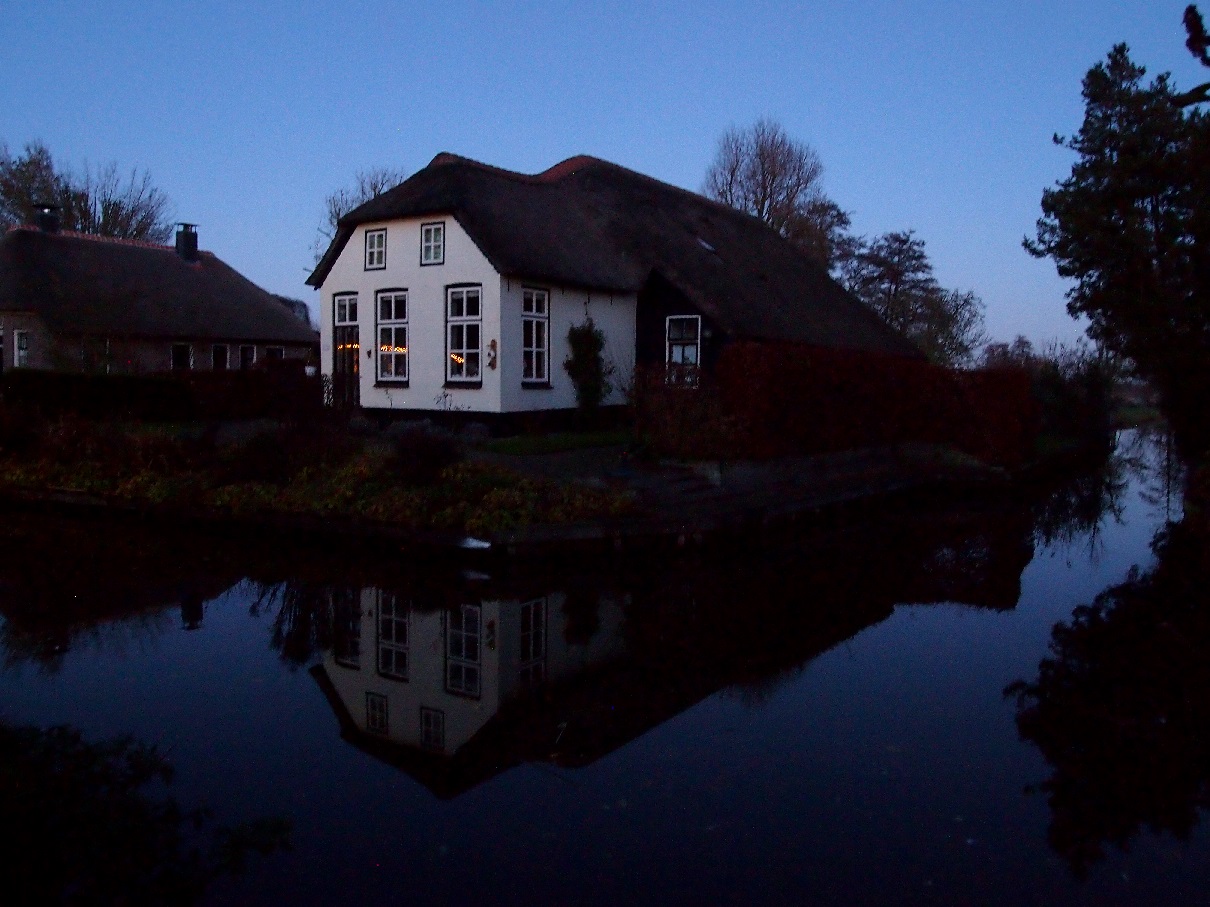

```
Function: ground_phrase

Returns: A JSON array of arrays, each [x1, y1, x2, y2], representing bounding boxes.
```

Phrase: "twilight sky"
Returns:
[[3, 1, 1205, 345]]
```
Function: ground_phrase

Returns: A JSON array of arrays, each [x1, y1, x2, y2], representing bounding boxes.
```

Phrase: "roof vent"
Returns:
[[34, 203, 61, 234], [175, 223, 199, 262]]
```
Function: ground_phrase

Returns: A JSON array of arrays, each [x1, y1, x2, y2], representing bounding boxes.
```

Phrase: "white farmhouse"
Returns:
[[307, 153, 919, 421]]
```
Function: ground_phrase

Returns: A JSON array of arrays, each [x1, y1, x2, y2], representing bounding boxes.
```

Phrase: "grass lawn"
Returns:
[[481, 429, 631, 456]]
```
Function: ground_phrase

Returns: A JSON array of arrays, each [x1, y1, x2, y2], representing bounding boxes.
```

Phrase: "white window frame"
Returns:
[[14, 330, 29, 369], [265, 346, 285, 361], [420, 707, 445, 751], [519, 598, 547, 687], [522, 288, 550, 384], [377, 590, 409, 681], [420, 222, 444, 266], [334, 293, 359, 326], [365, 692, 389, 735], [445, 286, 482, 383], [212, 343, 229, 371], [170, 343, 194, 372], [665, 315, 701, 386], [333, 588, 362, 670], [376, 290, 409, 383], [445, 604, 481, 697], [364, 228, 386, 270], [238, 344, 257, 371]]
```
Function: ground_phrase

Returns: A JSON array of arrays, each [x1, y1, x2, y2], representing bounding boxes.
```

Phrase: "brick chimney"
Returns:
[[175, 223, 199, 262], [34, 203, 61, 233]]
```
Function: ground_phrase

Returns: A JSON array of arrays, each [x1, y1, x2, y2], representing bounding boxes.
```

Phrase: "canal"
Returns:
[[1, 428, 1203, 905]]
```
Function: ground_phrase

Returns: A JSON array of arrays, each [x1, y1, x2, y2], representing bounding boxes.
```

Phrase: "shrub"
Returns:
[[564, 318, 614, 412], [385, 428, 463, 487]]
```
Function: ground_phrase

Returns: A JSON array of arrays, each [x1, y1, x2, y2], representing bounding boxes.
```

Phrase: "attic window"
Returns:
[[365, 229, 386, 270], [697, 237, 716, 253], [665, 315, 701, 387], [421, 222, 444, 265]]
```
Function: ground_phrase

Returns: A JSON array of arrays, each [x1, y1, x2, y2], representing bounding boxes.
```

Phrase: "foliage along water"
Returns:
[[0, 428, 1205, 905]]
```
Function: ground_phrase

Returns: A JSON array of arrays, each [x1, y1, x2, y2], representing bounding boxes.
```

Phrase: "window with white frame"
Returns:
[[377, 590, 409, 681], [420, 708, 445, 751], [265, 346, 285, 361], [366, 692, 389, 735], [446, 286, 481, 382], [522, 288, 549, 384], [14, 330, 29, 369], [445, 604, 481, 697], [238, 345, 256, 371], [333, 588, 362, 670], [420, 222, 444, 265], [519, 598, 547, 687], [665, 315, 701, 386], [376, 290, 408, 382], [171, 343, 193, 371], [212, 344, 229, 371], [335, 294, 359, 326], [365, 229, 386, 270]]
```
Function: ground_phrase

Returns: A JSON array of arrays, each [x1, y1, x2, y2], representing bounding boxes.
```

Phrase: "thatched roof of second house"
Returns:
[[309, 153, 921, 359]]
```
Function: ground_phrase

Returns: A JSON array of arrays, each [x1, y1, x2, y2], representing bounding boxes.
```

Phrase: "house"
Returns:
[[307, 153, 919, 416], [0, 213, 317, 375]]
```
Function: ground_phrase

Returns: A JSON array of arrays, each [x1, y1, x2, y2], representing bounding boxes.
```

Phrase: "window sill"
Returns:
[[419, 259, 444, 267], [443, 380, 482, 389], [374, 380, 409, 389], [364, 264, 386, 271], [521, 381, 553, 390]]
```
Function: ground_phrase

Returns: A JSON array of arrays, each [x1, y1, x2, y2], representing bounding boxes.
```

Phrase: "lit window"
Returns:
[[376, 290, 408, 382], [366, 692, 389, 735], [365, 229, 386, 270], [377, 591, 409, 681], [421, 222, 444, 265], [212, 344, 229, 371], [446, 287, 481, 383], [665, 315, 701, 386], [445, 604, 481, 697], [14, 330, 29, 369], [171, 343, 193, 371], [420, 708, 445, 751], [522, 288, 549, 384]]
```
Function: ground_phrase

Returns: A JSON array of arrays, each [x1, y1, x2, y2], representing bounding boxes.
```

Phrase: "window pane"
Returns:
[[535, 321, 546, 348], [466, 292, 480, 317], [466, 324, 479, 348], [451, 324, 464, 348]]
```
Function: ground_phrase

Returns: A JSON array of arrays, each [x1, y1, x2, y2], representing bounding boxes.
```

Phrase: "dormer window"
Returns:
[[421, 222, 444, 265], [364, 229, 386, 270]]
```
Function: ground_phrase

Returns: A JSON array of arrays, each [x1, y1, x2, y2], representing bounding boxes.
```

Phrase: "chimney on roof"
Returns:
[[175, 223, 199, 262], [34, 203, 61, 234]]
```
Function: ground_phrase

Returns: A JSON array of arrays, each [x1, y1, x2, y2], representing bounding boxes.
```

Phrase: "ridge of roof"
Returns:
[[6, 224, 212, 256]]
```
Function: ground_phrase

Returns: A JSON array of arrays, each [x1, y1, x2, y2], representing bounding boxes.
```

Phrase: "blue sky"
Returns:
[[3, 1, 1205, 344]]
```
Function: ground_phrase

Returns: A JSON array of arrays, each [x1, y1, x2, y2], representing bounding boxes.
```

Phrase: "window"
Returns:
[[239, 345, 256, 370], [333, 588, 362, 670], [171, 343, 193, 371], [366, 692, 389, 735], [377, 591, 409, 681], [212, 344, 229, 371], [14, 330, 29, 369], [376, 290, 408, 382], [420, 708, 445, 751], [446, 286, 481, 383], [265, 346, 285, 361], [420, 222, 444, 265], [522, 288, 549, 384], [365, 229, 386, 270], [445, 604, 481, 697], [665, 315, 701, 386], [335, 294, 359, 326], [519, 598, 547, 688]]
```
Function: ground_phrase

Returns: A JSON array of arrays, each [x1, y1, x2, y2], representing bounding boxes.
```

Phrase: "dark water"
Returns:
[[1, 429, 1204, 905]]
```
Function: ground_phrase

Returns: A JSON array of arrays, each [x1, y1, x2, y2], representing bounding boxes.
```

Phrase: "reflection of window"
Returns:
[[239, 345, 257, 370], [522, 288, 549, 384], [14, 330, 29, 368], [446, 287, 481, 383], [666, 315, 701, 386], [365, 229, 386, 270], [171, 343, 193, 371], [333, 588, 362, 670], [421, 222, 444, 265], [420, 707, 445, 751], [212, 344, 229, 371], [519, 598, 546, 687], [377, 591, 409, 681], [265, 346, 285, 361], [366, 692, 388, 734], [376, 290, 408, 382], [446, 604, 481, 697]]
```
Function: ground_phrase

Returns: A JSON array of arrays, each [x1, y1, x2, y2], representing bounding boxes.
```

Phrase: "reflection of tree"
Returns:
[[1028, 446, 1128, 559], [0, 720, 289, 904], [1007, 483, 1210, 876]]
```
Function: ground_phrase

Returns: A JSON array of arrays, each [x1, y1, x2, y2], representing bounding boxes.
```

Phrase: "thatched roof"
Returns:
[[0, 227, 318, 345], [309, 153, 920, 358]]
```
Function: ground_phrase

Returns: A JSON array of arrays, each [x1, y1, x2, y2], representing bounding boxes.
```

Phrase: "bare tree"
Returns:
[[1175, 4, 1210, 105], [0, 141, 173, 242], [703, 119, 852, 271], [313, 166, 408, 262]]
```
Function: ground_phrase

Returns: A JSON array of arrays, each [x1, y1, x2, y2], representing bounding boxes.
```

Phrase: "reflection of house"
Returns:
[[307, 153, 919, 413], [0, 215, 316, 374], [313, 589, 628, 771]]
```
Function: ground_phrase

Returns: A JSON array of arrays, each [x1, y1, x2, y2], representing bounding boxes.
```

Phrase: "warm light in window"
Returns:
[[380, 345, 407, 353], [450, 353, 465, 365]]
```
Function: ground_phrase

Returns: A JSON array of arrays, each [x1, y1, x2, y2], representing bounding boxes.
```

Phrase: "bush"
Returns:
[[385, 428, 463, 487]]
